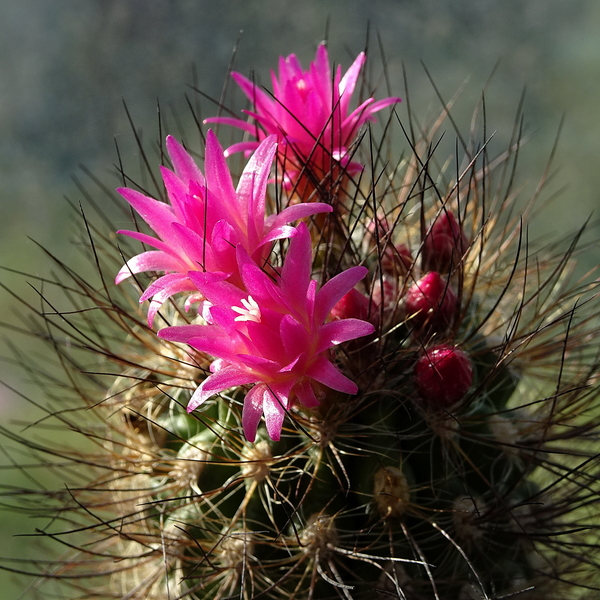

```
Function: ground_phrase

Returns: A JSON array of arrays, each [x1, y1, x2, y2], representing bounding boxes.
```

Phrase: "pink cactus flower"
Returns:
[[159, 223, 375, 442], [206, 43, 400, 193], [116, 130, 332, 325]]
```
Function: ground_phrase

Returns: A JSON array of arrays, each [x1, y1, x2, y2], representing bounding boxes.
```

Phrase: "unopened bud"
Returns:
[[331, 288, 372, 322], [414, 344, 473, 408], [382, 242, 413, 275], [404, 271, 457, 334], [424, 212, 469, 273]]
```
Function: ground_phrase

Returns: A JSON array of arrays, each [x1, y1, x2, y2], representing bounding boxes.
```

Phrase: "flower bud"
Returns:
[[414, 345, 473, 408], [382, 242, 413, 276], [365, 217, 413, 275], [424, 212, 469, 273], [330, 288, 373, 322], [404, 271, 457, 334]]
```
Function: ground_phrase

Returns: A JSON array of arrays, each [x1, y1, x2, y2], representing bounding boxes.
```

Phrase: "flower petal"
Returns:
[[262, 381, 294, 441], [266, 201, 332, 230], [117, 187, 176, 242], [115, 251, 183, 284], [314, 266, 368, 324], [187, 365, 257, 413], [306, 355, 358, 395], [204, 130, 238, 214], [166, 135, 206, 188], [281, 222, 312, 311], [242, 384, 265, 442], [295, 378, 320, 409], [316, 318, 375, 353]]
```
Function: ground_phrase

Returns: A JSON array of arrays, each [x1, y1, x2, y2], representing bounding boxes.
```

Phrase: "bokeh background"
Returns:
[[1, 1, 599, 597]]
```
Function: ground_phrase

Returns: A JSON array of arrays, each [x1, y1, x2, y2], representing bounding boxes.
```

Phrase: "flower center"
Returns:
[[232, 296, 262, 323], [295, 78, 309, 100]]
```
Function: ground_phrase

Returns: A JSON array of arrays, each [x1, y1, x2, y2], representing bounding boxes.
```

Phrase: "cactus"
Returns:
[[2, 44, 600, 600]]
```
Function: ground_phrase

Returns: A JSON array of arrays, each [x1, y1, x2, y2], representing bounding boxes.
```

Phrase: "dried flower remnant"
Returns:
[[207, 42, 400, 198], [116, 130, 332, 325]]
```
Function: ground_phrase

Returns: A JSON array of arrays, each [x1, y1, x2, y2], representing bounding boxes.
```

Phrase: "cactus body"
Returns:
[[2, 47, 600, 600]]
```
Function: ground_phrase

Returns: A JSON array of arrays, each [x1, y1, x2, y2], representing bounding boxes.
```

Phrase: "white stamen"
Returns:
[[232, 295, 262, 323]]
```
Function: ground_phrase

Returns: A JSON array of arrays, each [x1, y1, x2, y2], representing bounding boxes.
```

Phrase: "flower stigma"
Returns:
[[232, 295, 262, 323]]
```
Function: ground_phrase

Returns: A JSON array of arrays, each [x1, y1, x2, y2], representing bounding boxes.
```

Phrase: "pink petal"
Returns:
[[306, 355, 358, 395], [204, 116, 258, 135], [281, 222, 311, 308], [140, 273, 196, 327], [188, 365, 257, 413], [117, 187, 176, 242], [167, 324, 246, 362], [115, 251, 183, 284], [188, 271, 244, 308], [165, 135, 206, 187], [367, 96, 402, 113], [316, 318, 375, 353], [223, 141, 261, 157], [278, 354, 302, 374], [266, 202, 332, 230], [258, 225, 297, 246], [235, 353, 280, 374], [341, 98, 376, 139], [158, 323, 215, 344], [237, 248, 281, 306], [262, 381, 294, 441], [242, 384, 265, 442], [204, 130, 238, 211], [146, 299, 163, 328], [230, 72, 274, 115], [144, 277, 198, 326], [280, 314, 310, 358], [140, 272, 191, 303], [160, 166, 193, 223], [242, 317, 286, 361], [205, 304, 238, 331], [314, 266, 368, 325], [236, 135, 278, 246], [295, 379, 320, 409], [116, 230, 178, 256], [170, 223, 210, 268], [338, 52, 366, 115], [312, 43, 332, 106]]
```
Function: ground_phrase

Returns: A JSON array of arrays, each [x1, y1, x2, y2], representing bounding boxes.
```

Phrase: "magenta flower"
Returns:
[[206, 43, 400, 192], [116, 130, 332, 325], [158, 223, 374, 442]]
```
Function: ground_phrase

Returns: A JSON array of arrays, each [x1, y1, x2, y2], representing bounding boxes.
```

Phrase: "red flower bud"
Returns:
[[331, 288, 373, 322], [414, 345, 473, 408], [405, 271, 457, 333], [424, 212, 469, 273], [382, 242, 413, 275]]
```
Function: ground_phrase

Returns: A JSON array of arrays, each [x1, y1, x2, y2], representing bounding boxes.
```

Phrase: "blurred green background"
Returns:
[[0, 1, 599, 597]]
